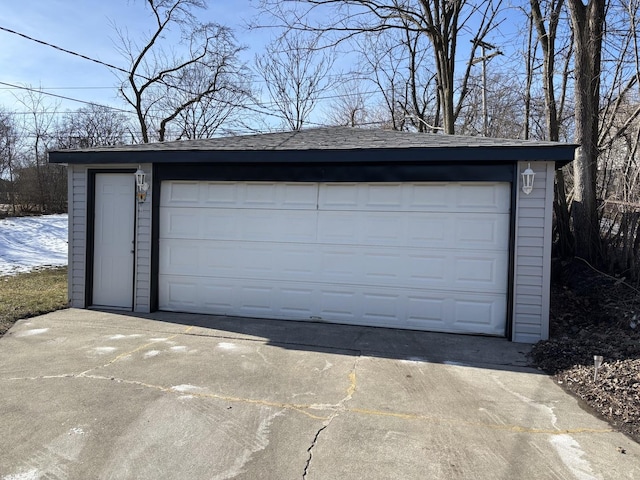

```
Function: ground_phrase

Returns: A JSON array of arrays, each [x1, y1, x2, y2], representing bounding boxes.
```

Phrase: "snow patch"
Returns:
[[0, 214, 68, 276], [108, 334, 143, 340], [443, 360, 470, 367], [15, 328, 49, 337], [171, 384, 203, 393], [550, 434, 601, 480], [2, 468, 40, 480], [3, 424, 88, 479], [492, 376, 559, 429], [93, 346, 117, 355], [400, 356, 428, 364]]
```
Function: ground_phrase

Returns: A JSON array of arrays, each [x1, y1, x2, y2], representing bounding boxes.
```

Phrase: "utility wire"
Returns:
[[0, 86, 116, 91], [0, 25, 432, 117], [0, 81, 135, 114], [0, 25, 130, 75], [0, 26, 435, 128]]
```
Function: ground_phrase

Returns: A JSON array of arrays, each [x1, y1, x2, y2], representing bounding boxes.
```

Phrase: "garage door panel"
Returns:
[[159, 181, 510, 335], [454, 298, 507, 335], [163, 181, 201, 204], [455, 184, 510, 211], [361, 292, 403, 323], [407, 295, 506, 335], [319, 183, 510, 213], [161, 207, 318, 242], [362, 252, 403, 281], [455, 216, 510, 249], [318, 289, 360, 320], [162, 210, 202, 238], [162, 239, 320, 281], [278, 287, 317, 317], [319, 211, 508, 250], [453, 256, 509, 290], [160, 278, 200, 310], [159, 274, 506, 335], [161, 238, 507, 292], [162, 181, 318, 209]]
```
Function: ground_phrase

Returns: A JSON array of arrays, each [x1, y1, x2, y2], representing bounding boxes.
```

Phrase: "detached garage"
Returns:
[[49, 128, 576, 343]]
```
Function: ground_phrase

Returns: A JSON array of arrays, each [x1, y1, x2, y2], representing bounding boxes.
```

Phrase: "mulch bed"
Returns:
[[530, 260, 640, 442]]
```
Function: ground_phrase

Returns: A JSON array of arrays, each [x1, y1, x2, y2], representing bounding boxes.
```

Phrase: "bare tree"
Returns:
[[117, 0, 249, 142], [15, 88, 62, 213], [325, 81, 371, 126], [592, 0, 640, 274], [354, 31, 409, 130], [255, 31, 337, 130], [529, 0, 574, 257], [355, 23, 439, 132], [0, 110, 20, 215], [167, 62, 252, 139], [530, 0, 570, 142], [55, 105, 130, 149], [258, 0, 504, 134], [567, 0, 606, 261], [456, 72, 526, 138]]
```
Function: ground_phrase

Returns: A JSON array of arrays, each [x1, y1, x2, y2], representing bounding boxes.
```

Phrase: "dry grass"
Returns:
[[0, 267, 68, 336]]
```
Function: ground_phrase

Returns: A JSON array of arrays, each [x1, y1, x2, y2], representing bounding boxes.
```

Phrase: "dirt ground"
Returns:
[[530, 260, 640, 443]]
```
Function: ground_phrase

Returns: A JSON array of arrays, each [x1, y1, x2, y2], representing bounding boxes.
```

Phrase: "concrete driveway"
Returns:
[[0, 309, 638, 480]]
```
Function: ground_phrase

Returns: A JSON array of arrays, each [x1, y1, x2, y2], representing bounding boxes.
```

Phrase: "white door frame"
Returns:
[[90, 172, 136, 309]]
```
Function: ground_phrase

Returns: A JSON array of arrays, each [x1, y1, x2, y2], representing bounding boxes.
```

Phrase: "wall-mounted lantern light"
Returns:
[[521, 163, 535, 195], [135, 166, 149, 202]]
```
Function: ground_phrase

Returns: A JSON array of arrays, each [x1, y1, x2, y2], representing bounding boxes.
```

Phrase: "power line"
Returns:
[[0, 24, 486, 120], [0, 25, 130, 75], [0, 81, 135, 114], [0, 86, 116, 91]]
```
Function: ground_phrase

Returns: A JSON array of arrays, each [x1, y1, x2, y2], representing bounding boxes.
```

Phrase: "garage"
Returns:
[[158, 181, 510, 335], [49, 127, 577, 342]]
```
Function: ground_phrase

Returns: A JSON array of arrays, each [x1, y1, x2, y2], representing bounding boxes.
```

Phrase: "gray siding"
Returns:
[[134, 163, 152, 313], [67, 164, 152, 312], [69, 165, 87, 308], [512, 161, 554, 343]]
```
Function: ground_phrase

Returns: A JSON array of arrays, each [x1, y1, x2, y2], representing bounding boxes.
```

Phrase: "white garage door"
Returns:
[[159, 181, 510, 335]]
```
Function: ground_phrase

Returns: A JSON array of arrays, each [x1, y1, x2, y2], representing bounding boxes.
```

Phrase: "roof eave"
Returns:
[[49, 145, 577, 166]]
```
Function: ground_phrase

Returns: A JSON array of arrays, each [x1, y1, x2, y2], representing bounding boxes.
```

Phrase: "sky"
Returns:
[[0, 0, 266, 116], [0, 1, 527, 135]]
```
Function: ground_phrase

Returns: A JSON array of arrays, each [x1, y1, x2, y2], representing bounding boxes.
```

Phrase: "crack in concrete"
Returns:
[[302, 354, 360, 479], [3, 353, 612, 439], [302, 422, 330, 479], [5, 371, 332, 420]]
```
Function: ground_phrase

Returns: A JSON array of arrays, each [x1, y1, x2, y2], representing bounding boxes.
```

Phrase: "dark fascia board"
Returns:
[[155, 161, 516, 183], [49, 144, 577, 167]]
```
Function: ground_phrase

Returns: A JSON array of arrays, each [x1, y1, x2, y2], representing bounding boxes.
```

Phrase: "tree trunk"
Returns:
[[554, 169, 574, 257], [530, 0, 574, 257], [567, 0, 605, 261]]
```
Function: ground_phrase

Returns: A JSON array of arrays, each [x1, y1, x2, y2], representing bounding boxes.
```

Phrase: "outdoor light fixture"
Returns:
[[521, 163, 535, 195], [135, 165, 149, 202]]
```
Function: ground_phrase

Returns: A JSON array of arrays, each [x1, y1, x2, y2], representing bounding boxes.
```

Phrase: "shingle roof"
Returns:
[[49, 127, 577, 165]]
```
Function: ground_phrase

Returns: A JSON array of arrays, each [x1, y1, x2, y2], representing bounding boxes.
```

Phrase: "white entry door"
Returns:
[[93, 173, 135, 309]]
